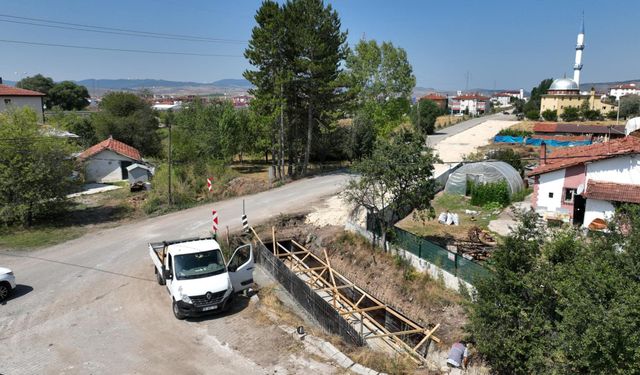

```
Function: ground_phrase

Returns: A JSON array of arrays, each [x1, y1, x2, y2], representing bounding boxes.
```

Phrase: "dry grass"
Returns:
[[396, 192, 500, 243], [346, 348, 417, 375], [436, 114, 469, 128], [254, 284, 304, 328]]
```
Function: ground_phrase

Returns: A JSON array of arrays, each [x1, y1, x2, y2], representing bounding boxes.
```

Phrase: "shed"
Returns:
[[126, 163, 152, 184], [79, 137, 143, 183], [444, 161, 524, 196]]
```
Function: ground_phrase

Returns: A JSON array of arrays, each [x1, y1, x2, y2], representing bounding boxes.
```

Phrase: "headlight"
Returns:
[[7, 271, 13, 276], [181, 294, 192, 304]]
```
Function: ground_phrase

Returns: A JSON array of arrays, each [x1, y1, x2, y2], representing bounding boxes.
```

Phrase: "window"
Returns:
[[548, 192, 554, 198], [3, 99, 10, 104], [228, 245, 251, 271], [564, 188, 577, 203]]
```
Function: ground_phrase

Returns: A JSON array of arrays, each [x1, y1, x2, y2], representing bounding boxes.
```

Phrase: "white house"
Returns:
[[79, 136, 144, 183], [0, 83, 45, 121], [529, 136, 640, 227], [448, 93, 490, 116], [609, 83, 639, 101]]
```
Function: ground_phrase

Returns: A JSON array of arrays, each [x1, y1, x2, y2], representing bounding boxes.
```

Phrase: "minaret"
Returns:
[[573, 13, 585, 86]]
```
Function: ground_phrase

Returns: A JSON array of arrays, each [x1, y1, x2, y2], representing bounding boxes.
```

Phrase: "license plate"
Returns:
[[202, 305, 218, 311]]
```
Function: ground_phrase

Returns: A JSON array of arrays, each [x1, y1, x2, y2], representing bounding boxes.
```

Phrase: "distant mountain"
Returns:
[[211, 79, 252, 89], [77, 78, 252, 90], [580, 79, 640, 93]]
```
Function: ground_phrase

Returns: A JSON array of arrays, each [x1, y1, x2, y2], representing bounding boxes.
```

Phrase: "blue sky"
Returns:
[[1, 0, 638, 90]]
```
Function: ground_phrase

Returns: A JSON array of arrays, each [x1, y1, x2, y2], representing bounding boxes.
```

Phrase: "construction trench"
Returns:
[[251, 228, 441, 364]]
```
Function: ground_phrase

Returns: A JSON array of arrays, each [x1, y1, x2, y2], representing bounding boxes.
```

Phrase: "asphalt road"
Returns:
[[0, 173, 350, 374], [0, 113, 513, 374], [426, 112, 516, 147]]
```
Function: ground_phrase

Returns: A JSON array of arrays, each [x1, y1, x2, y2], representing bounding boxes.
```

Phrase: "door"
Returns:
[[227, 244, 254, 292], [573, 195, 586, 225], [120, 161, 132, 180]]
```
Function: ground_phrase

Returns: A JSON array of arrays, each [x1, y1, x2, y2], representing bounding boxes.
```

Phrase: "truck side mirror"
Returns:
[[228, 264, 237, 272], [163, 269, 173, 280]]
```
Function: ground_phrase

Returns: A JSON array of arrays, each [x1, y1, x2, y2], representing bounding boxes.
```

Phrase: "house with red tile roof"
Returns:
[[79, 136, 144, 182], [448, 93, 490, 116], [528, 136, 640, 227], [419, 93, 448, 111], [0, 83, 45, 121]]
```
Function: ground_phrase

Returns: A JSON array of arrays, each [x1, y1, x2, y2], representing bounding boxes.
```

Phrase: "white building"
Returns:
[[79, 136, 144, 183], [529, 136, 640, 227], [0, 83, 45, 122], [609, 83, 639, 101], [448, 94, 490, 115]]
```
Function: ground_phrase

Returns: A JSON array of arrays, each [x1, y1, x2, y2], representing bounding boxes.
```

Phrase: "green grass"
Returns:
[[0, 226, 86, 250], [397, 192, 501, 242]]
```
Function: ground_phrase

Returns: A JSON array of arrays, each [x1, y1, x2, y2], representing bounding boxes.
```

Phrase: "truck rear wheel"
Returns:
[[155, 267, 165, 285], [0, 282, 10, 302], [172, 301, 186, 320]]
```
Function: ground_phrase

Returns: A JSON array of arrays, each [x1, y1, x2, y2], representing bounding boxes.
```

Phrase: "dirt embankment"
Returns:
[[258, 217, 468, 347]]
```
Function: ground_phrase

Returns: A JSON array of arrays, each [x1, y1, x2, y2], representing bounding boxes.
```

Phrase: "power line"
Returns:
[[0, 19, 246, 45], [0, 38, 243, 57], [0, 13, 247, 44]]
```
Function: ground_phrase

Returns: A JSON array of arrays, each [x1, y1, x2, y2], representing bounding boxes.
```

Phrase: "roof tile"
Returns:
[[79, 137, 142, 161], [584, 181, 640, 204], [529, 136, 640, 176], [0, 84, 45, 96]]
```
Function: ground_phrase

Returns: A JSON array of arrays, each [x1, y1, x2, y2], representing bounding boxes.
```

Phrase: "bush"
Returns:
[[143, 160, 239, 214], [497, 128, 533, 138], [606, 110, 618, 120], [583, 109, 603, 121], [486, 148, 524, 175], [468, 180, 510, 207], [525, 109, 539, 120], [541, 109, 557, 121], [560, 106, 580, 122]]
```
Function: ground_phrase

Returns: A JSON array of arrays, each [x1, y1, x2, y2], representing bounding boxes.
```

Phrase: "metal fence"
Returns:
[[254, 241, 365, 347], [392, 227, 491, 285], [366, 214, 491, 285]]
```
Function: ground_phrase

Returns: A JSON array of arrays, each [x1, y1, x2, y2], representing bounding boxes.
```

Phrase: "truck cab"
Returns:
[[149, 237, 254, 320]]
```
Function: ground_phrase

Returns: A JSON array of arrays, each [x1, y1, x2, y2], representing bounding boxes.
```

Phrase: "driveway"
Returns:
[[0, 173, 349, 374]]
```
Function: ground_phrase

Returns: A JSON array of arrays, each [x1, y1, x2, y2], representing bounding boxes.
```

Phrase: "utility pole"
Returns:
[[167, 111, 173, 206], [280, 82, 285, 179], [616, 97, 620, 126]]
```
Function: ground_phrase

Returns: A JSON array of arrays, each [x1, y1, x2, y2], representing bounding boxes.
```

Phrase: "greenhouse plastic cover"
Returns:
[[444, 161, 524, 196]]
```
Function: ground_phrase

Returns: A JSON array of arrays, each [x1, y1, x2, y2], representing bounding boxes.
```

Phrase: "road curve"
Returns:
[[0, 172, 350, 374]]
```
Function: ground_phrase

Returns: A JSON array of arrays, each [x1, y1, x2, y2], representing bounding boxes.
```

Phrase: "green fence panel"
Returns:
[[392, 227, 491, 285]]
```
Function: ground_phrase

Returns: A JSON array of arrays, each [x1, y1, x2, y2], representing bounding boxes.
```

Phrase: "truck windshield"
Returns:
[[174, 250, 225, 280]]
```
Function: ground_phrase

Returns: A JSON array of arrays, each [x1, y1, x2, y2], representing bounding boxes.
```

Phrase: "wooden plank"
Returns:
[[272, 226, 276, 255], [276, 251, 309, 257], [316, 284, 355, 292], [294, 266, 327, 273], [413, 324, 440, 351], [339, 305, 386, 315], [323, 248, 339, 308]]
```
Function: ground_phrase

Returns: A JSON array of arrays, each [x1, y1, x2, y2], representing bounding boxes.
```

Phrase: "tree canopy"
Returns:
[[524, 78, 553, 114], [620, 94, 640, 119], [16, 74, 55, 108], [345, 39, 416, 136], [411, 99, 443, 135], [92, 92, 161, 156], [0, 108, 75, 226], [343, 130, 437, 250], [47, 81, 91, 110], [469, 207, 640, 374], [244, 0, 348, 177]]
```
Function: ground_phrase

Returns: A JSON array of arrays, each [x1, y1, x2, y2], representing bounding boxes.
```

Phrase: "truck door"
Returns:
[[227, 244, 254, 293], [165, 254, 174, 291]]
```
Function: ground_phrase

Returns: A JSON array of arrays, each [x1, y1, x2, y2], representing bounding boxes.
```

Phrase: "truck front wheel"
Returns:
[[155, 267, 165, 285], [172, 301, 186, 320]]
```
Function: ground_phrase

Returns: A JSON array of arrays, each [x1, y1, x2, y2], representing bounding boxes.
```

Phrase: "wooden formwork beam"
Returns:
[[413, 324, 440, 352], [276, 251, 309, 257], [315, 284, 355, 292], [257, 235, 441, 362], [339, 305, 386, 315]]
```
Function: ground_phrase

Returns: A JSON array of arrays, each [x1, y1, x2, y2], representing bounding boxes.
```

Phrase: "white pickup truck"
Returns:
[[149, 236, 254, 320]]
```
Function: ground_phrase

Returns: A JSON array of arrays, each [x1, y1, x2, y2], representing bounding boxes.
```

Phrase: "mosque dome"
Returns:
[[549, 78, 579, 91]]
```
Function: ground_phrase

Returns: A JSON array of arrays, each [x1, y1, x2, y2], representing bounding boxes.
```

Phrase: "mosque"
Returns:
[[540, 16, 616, 117]]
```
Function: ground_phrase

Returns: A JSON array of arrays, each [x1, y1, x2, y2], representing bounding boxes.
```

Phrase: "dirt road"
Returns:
[[0, 173, 349, 374]]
